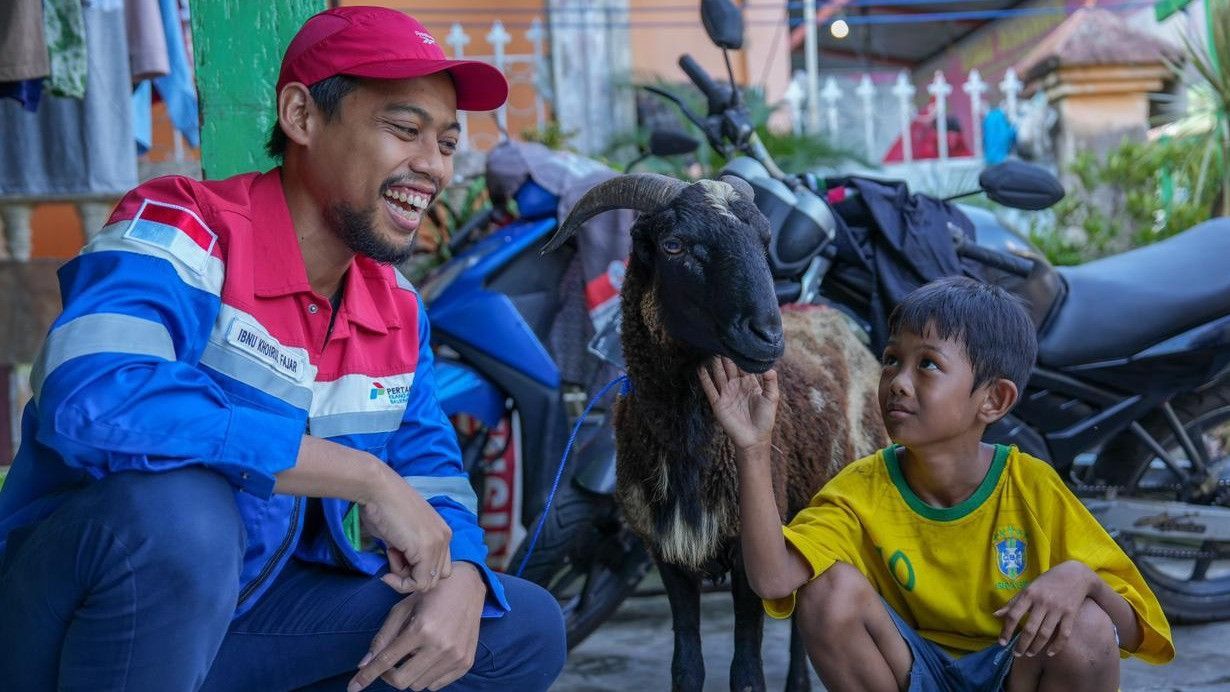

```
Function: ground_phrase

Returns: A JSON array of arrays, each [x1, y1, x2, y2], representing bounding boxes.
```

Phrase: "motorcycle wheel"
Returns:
[[509, 485, 652, 649], [1090, 383, 1230, 623]]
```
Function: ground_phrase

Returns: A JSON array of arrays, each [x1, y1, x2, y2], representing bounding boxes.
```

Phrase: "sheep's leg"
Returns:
[[658, 560, 705, 692], [785, 618, 812, 692], [729, 562, 767, 692]]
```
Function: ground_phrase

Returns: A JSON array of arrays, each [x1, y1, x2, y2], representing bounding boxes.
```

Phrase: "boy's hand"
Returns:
[[993, 560, 1097, 658], [698, 356, 779, 453]]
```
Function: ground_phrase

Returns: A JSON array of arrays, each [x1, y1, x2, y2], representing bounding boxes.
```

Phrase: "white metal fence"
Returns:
[[444, 19, 552, 152], [783, 67, 1028, 196]]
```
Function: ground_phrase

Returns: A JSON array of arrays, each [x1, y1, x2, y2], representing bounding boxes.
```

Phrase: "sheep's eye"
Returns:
[[661, 238, 684, 255]]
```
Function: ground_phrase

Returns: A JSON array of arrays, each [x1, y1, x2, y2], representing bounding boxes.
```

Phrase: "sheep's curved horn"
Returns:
[[540, 173, 687, 254], [719, 175, 755, 204]]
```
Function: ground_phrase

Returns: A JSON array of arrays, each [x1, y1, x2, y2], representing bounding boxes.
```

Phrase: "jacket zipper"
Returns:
[[237, 495, 304, 607]]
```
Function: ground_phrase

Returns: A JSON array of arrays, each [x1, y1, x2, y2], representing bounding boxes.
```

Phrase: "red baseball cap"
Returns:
[[276, 6, 509, 111]]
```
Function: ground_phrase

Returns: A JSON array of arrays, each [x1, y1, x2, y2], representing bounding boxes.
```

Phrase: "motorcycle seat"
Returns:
[[1038, 218, 1230, 368]]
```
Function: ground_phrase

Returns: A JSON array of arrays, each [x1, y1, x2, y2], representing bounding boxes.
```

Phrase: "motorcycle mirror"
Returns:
[[648, 129, 700, 157], [979, 160, 1066, 211], [700, 0, 743, 50]]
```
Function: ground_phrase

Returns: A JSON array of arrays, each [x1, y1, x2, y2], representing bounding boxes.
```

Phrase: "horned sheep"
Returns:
[[544, 173, 888, 691]]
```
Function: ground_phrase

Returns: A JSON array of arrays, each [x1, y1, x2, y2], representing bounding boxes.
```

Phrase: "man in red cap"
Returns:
[[0, 6, 565, 691]]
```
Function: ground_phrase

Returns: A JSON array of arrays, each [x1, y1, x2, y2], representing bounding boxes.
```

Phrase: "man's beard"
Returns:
[[325, 202, 415, 265]]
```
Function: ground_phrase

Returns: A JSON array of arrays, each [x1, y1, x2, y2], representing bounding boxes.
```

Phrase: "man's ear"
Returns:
[[277, 83, 315, 148], [978, 378, 1018, 424]]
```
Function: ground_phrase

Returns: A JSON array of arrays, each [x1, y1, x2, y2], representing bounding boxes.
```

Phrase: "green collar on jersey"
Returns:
[[885, 443, 1010, 521]]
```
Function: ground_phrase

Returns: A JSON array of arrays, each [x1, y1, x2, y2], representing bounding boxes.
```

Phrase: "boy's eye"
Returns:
[[880, 354, 898, 367], [919, 358, 939, 371]]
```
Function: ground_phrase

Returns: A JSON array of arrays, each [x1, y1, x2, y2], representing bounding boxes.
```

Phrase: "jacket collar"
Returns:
[[250, 169, 397, 335]]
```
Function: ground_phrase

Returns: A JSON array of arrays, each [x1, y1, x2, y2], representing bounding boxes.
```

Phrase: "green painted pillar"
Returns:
[[190, 1, 324, 180]]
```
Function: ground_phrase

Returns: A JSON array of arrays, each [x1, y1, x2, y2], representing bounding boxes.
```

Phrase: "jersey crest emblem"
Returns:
[[995, 535, 1027, 580]]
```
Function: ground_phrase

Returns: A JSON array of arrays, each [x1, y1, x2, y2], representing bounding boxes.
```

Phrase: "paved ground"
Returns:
[[554, 571, 1230, 691]]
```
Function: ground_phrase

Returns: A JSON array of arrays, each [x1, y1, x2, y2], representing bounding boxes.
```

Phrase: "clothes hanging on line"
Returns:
[[43, 0, 88, 99], [0, 0, 51, 83], [0, 2, 136, 196]]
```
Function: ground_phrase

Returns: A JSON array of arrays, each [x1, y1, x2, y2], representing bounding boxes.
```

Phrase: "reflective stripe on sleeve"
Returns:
[[403, 474, 479, 515], [85, 221, 224, 297], [31, 313, 177, 400]]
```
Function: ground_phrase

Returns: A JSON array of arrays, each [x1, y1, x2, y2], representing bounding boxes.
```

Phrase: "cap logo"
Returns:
[[415, 30, 436, 45]]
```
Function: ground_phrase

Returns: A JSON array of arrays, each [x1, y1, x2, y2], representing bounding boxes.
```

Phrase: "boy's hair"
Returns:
[[265, 75, 359, 160], [887, 276, 1037, 396]]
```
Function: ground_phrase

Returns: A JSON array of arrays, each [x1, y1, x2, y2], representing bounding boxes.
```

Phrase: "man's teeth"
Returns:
[[384, 189, 429, 209]]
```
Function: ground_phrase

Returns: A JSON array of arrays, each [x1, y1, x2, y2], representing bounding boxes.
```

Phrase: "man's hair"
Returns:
[[266, 75, 360, 160], [887, 276, 1037, 395]]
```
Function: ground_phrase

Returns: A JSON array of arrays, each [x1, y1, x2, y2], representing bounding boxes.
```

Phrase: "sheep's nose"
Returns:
[[747, 315, 782, 345]]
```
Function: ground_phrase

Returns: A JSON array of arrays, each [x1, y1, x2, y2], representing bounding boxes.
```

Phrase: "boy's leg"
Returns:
[[793, 562, 913, 692], [0, 467, 245, 690], [203, 561, 566, 691], [1004, 598, 1119, 692]]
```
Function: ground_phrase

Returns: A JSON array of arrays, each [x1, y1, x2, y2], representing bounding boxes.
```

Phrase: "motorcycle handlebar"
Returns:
[[678, 54, 728, 114]]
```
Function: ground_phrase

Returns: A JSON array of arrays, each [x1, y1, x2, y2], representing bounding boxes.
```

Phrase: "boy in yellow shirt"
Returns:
[[700, 277, 1173, 691]]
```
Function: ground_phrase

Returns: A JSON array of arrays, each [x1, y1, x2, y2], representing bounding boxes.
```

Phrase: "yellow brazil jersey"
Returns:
[[767, 444, 1174, 665]]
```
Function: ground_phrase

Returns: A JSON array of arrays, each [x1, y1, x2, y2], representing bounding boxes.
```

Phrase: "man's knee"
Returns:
[[796, 562, 877, 636], [479, 575, 566, 688], [90, 468, 244, 597]]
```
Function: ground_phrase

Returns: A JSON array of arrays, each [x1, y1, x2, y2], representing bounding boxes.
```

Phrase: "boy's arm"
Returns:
[[1086, 566, 1143, 652], [734, 442, 813, 599], [699, 357, 811, 600]]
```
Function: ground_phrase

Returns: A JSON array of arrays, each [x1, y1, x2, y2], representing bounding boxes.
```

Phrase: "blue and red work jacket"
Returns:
[[0, 170, 509, 618]]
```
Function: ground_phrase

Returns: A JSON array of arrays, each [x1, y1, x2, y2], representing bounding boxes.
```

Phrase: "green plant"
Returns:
[[1164, 0, 1230, 217], [1027, 136, 1220, 265], [521, 122, 580, 152]]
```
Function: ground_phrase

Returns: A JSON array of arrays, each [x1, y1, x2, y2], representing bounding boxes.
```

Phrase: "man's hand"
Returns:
[[698, 356, 779, 454], [360, 467, 453, 594], [348, 562, 487, 691], [994, 560, 1097, 657]]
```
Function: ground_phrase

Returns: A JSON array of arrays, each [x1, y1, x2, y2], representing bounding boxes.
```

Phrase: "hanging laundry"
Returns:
[[0, 80, 44, 113], [0, 0, 50, 82], [43, 0, 88, 99], [134, 80, 154, 155], [153, 0, 199, 148], [983, 108, 1017, 164], [127, 0, 171, 83], [0, 1, 136, 196]]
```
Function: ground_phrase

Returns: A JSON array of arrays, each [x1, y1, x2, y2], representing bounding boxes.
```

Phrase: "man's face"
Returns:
[[307, 73, 459, 264]]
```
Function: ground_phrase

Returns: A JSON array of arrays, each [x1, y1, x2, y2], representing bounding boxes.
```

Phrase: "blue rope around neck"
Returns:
[[514, 373, 632, 578]]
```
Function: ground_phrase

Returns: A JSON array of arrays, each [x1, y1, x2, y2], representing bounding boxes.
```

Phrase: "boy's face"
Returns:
[[878, 324, 989, 450]]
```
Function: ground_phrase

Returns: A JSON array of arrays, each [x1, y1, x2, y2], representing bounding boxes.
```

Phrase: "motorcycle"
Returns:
[[420, 133, 698, 648], [655, 0, 1230, 623]]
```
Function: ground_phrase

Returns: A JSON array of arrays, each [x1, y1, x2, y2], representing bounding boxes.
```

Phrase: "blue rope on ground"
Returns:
[[514, 373, 632, 578]]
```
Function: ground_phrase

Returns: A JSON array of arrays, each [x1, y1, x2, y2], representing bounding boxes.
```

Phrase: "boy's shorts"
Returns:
[[882, 599, 1020, 692]]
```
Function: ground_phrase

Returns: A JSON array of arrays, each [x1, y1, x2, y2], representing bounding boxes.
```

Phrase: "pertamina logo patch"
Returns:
[[370, 381, 410, 405], [415, 30, 436, 45]]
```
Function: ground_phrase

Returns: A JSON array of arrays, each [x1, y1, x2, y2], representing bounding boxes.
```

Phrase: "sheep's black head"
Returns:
[[542, 173, 784, 373]]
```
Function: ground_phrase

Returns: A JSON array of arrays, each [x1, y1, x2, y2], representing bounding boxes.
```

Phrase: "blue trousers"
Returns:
[[0, 468, 566, 691]]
